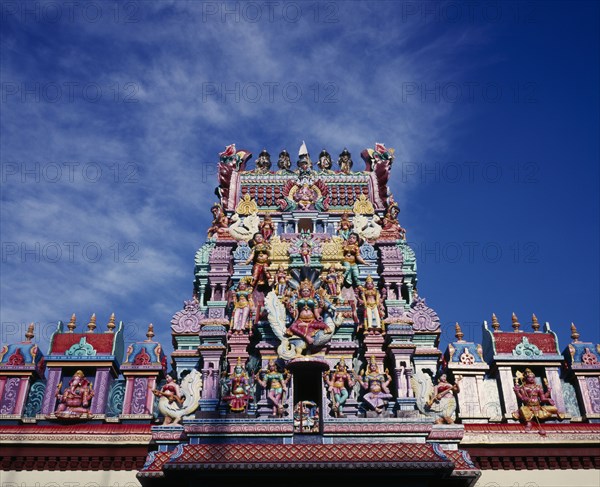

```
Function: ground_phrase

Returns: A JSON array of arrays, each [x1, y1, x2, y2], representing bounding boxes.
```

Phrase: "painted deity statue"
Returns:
[[357, 276, 385, 334], [286, 280, 333, 356], [245, 232, 272, 289], [323, 359, 355, 418], [381, 201, 406, 240], [152, 374, 184, 406], [426, 373, 461, 424], [342, 232, 366, 288], [54, 370, 94, 418], [259, 214, 275, 241], [153, 370, 203, 425], [317, 149, 335, 174], [277, 149, 294, 174], [322, 265, 343, 301], [300, 242, 312, 266], [338, 212, 354, 240], [207, 203, 229, 239], [354, 357, 393, 416], [222, 360, 253, 413], [229, 277, 255, 335], [338, 148, 353, 174], [256, 359, 290, 417], [254, 149, 272, 174], [272, 265, 291, 300], [512, 368, 563, 431]]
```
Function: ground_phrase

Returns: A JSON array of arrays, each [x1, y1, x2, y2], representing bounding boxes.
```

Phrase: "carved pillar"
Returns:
[[498, 366, 518, 420], [91, 367, 111, 414], [42, 367, 61, 415]]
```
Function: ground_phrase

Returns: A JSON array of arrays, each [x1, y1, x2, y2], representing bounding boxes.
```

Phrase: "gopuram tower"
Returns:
[[152, 142, 479, 485]]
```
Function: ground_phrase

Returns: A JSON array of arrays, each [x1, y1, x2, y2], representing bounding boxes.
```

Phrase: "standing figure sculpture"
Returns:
[[342, 233, 366, 288], [245, 233, 272, 289], [512, 368, 563, 432], [256, 359, 290, 417], [286, 280, 333, 357], [229, 277, 255, 335], [322, 265, 343, 301], [222, 359, 253, 413], [300, 241, 312, 266], [54, 370, 94, 418], [338, 212, 354, 240], [426, 373, 461, 424], [323, 359, 355, 418], [259, 214, 275, 241], [357, 276, 385, 334], [354, 357, 393, 416]]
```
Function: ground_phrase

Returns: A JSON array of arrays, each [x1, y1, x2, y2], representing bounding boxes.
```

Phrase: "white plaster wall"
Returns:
[[0, 471, 140, 487], [476, 469, 600, 487]]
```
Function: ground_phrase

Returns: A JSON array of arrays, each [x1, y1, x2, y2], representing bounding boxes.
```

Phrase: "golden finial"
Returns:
[[491, 313, 500, 332], [531, 313, 540, 332], [86, 313, 97, 333], [571, 323, 580, 342], [511, 312, 520, 332], [455, 322, 464, 341], [67, 313, 77, 333], [25, 323, 35, 342], [146, 323, 155, 341], [106, 313, 116, 333]]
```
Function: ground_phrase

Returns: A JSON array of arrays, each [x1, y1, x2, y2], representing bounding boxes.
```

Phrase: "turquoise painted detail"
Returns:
[[65, 337, 97, 357]]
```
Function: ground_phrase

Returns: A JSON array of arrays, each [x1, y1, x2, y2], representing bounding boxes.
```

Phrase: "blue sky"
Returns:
[[1, 0, 598, 359]]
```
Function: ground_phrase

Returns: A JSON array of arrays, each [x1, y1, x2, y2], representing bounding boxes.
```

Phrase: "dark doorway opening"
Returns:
[[292, 363, 324, 434]]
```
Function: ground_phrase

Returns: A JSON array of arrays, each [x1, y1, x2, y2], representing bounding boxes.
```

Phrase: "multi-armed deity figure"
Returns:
[[426, 373, 461, 424], [512, 368, 563, 432], [286, 280, 334, 355], [222, 359, 253, 414], [54, 370, 94, 418], [357, 275, 385, 334], [354, 357, 393, 416], [229, 277, 255, 335], [323, 358, 355, 418], [256, 359, 290, 417]]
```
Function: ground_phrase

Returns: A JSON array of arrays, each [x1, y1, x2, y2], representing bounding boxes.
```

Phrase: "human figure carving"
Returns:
[[426, 373, 461, 424], [256, 359, 290, 417], [323, 359, 355, 417]]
